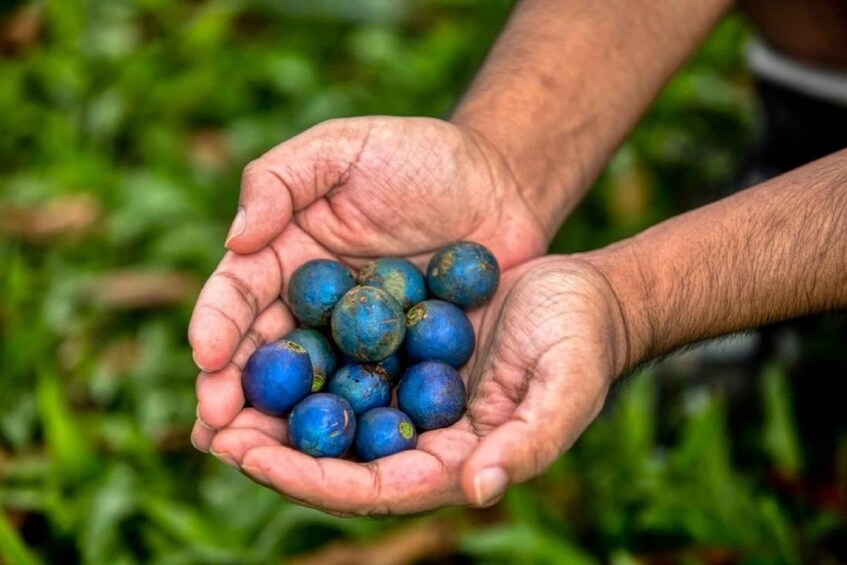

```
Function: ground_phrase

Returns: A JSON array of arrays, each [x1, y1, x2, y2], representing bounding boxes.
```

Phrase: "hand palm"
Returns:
[[189, 116, 547, 426], [197, 257, 623, 515]]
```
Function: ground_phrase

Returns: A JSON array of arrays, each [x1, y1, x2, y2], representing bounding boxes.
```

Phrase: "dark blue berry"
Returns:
[[427, 241, 500, 309], [405, 300, 474, 368], [287, 393, 356, 457], [288, 259, 355, 327], [356, 407, 417, 461], [242, 340, 312, 416]]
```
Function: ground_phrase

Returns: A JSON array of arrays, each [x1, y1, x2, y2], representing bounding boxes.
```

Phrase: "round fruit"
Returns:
[[327, 364, 391, 416], [242, 340, 313, 416], [287, 393, 356, 457], [284, 328, 337, 392], [342, 350, 404, 384], [426, 241, 500, 309], [331, 286, 405, 362], [405, 300, 475, 368], [356, 407, 417, 461], [398, 360, 466, 430], [288, 259, 356, 327], [358, 257, 427, 310]]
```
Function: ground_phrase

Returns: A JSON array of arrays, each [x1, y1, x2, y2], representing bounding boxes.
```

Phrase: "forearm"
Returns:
[[588, 149, 847, 373], [452, 0, 732, 233]]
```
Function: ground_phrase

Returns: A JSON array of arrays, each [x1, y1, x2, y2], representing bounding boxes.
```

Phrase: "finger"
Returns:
[[237, 425, 476, 515], [226, 118, 374, 254], [461, 364, 609, 507], [196, 300, 294, 429], [189, 249, 283, 371], [191, 420, 216, 453], [210, 409, 288, 464]]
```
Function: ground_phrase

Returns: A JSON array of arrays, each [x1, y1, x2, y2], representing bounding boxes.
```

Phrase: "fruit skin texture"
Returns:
[[342, 350, 404, 384], [398, 360, 466, 430], [288, 259, 356, 327], [327, 364, 391, 416], [426, 241, 500, 309], [242, 340, 313, 416], [287, 393, 356, 457], [284, 328, 337, 392], [404, 300, 475, 368], [331, 286, 406, 362], [355, 407, 417, 462], [358, 257, 427, 311]]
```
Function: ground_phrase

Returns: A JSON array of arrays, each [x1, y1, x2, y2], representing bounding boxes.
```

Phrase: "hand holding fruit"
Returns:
[[188, 116, 551, 435], [202, 248, 629, 516]]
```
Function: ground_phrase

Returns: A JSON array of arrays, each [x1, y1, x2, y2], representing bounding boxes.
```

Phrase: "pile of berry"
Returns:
[[241, 241, 500, 461]]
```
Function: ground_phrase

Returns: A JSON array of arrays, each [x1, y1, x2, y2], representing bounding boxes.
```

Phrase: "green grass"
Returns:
[[1, 1, 845, 563]]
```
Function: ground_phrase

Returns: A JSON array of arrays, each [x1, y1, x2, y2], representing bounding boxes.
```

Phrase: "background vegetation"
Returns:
[[1, 1, 844, 563]]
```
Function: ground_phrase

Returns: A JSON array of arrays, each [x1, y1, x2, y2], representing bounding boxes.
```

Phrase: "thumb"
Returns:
[[224, 118, 373, 254], [460, 365, 608, 506]]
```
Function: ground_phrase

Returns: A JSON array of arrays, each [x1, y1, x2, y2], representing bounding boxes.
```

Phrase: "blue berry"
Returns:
[[287, 393, 356, 457], [427, 241, 500, 309], [331, 286, 405, 362], [288, 259, 355, 327], [356, 407, 417, 461], [242, 340, 312, 416], [398, 361, 466, 430], [284, 328, 337, 392], [358, 257, 427, 310], [342, 350, 405, 385], [327, 364, 391, 416], [405, 300, 475, 368]]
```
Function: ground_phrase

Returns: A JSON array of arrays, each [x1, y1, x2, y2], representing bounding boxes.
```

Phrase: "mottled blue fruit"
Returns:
[[288, 259, 356, 327], [287, 393, 356, 457], [427, 241, 500, 309], [405, 300, 475, 368], [331, 286, 405, 362], [284, 328, 337, 392], [356, 407, 417, 462], [398, 361, 466, 430], [242, 340, 313, 416], [342, 350, 404, 384], [358, 257, 427, 310], [327, 364, 391, 416]]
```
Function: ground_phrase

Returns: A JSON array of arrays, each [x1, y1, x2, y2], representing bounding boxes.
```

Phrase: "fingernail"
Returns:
[[209, 447, 238, 468], [192, 350, 213, 373], [473, 467, 509, 506], [196, 404, 215, 430], [225, 207, 246, 248], [242, 464, 270, 487], [190, 432, 208, 453]]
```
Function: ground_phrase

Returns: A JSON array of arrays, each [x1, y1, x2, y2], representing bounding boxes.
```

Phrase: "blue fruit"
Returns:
[[404, 300, 475, 368], [427, 241, 500, 309], [355, 407, 417, 462], [287, 393, 356, 457], [242, 340, 313, 416], [342, 350, 404, 384], [288, 259, 356, 327], [331, 286, 405, 362], [397, 361, 466, 430], [327, 364, 391, 415], [358, 257, 427, 310], [284, 328, 337, 392]]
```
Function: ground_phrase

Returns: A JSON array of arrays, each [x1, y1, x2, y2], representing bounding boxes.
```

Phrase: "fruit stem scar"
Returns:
[[399, 421, 414, 439]]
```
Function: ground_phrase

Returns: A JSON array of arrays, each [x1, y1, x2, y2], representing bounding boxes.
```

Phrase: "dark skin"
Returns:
[[188, 1, 847, 514]]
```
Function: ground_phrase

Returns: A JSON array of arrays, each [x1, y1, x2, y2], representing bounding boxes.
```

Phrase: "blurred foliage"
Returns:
[[1, 1, 845, 564]]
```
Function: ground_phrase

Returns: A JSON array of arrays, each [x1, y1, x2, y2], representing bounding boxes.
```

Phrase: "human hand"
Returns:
[[202, 255, 631, 515], [189, 116, 553, 437]]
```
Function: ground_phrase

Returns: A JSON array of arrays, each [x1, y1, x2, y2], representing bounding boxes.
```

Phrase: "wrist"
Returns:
[[452, 115, 593, 237], [579, 242, 657, 376]]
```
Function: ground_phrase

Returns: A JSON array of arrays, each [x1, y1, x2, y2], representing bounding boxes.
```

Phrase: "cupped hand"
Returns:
[[189, 116, 551, 436], [202, 256, 631, 515]]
